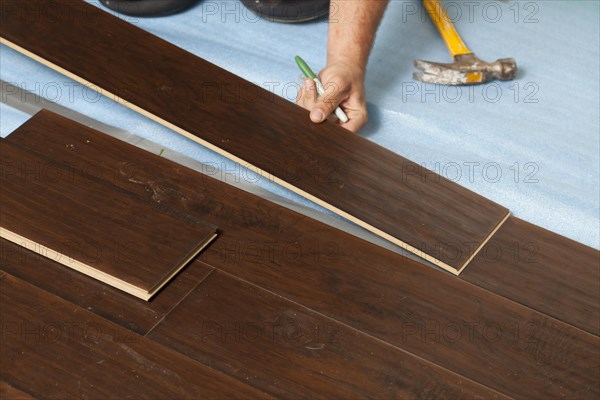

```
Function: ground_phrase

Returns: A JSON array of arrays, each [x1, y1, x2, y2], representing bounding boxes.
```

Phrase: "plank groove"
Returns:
[[462, 216, 600, 336], [0, 0, 510, 273], [9, 110, 600, 398], [0, 136, 217, 300], [0, 272, 273, 399], [147, 268, 508, 399]]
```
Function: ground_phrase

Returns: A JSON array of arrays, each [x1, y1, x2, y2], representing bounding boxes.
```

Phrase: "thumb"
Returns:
[[311, 80, 347, 123]]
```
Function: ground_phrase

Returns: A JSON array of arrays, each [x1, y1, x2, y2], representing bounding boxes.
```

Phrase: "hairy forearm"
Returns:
[[327, 0, 389, 71], [297, 0, 388, 131]]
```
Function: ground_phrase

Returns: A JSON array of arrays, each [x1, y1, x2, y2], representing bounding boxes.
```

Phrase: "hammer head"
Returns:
[[413, 53, 517, 85]]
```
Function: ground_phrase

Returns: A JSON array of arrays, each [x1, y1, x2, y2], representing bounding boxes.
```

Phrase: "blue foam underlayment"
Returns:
[[0, 0, 598, 249]]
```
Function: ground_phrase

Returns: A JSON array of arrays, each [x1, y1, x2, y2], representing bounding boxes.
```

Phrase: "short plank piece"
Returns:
[[0, 237, 214, 335], [148, 268, 507, 399], [0, 272, 272, 399], [461, 216, 600, 336], [0, 138, 217, 300], [9, 109, 600, 398], [0, 0, 509, 274]]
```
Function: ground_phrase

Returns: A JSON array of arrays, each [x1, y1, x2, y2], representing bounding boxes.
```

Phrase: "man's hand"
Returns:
[[296, 61, 367, 133], [296, 0, 388, 132]]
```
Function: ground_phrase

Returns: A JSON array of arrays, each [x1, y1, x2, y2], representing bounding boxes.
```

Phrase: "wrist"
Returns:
[[325, 54, 367, 77]]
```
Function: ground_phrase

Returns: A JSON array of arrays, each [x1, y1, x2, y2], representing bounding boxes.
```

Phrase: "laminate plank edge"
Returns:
[[0, 228, 216, 301], [0, 0, 510, 274]]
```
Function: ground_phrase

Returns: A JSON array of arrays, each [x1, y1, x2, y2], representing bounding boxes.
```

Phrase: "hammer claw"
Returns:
[[413, 54, 516, 85], [413, 71, 481, 86], [414, 59, 450, 74]]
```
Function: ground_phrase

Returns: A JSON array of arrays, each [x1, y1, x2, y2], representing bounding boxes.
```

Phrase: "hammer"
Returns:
[[414, 0, 517, 85]]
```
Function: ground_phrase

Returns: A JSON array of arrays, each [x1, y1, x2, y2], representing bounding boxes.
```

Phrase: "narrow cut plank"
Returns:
[[461, 216, 600, 336], [0, 0, 510, 274], [0, 237, 214, 335], [148, 268, 508, 399], [11, 109, 600, 399], [0, 136, 217, 300], [0, 272, 273, 399]]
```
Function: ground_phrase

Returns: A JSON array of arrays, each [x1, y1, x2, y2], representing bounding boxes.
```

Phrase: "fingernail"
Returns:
[[305, 79, 312, 89], [311, 109, 325, 123]]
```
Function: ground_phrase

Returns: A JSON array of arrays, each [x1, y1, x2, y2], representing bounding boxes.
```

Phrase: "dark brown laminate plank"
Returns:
[[0, 0, 509, 274], [461, 216, 600, 336], [0, 272, 272, 399], [0, 237, 214, 335], [10, 110, 600, 398], [0, 381, 35, 400], [0, 137, 216, 300], [147, 268, 508, 399]]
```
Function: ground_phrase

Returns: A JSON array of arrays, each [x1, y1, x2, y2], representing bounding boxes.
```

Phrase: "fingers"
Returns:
[[341, 110, 368, 133], [296, 78, 337, 123], [311, 79, 348, 123], [296, 78, 318, 111], [296, 77, 367, 132]]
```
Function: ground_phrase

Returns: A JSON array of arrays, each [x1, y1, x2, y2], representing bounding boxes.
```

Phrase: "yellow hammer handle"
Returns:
[[423, 0, 471, 57]]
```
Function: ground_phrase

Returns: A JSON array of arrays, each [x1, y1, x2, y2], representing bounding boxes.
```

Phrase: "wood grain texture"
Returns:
[[0, 0, 510, 273], [0, 381, 34, 400], [0, 272, 272, 400], [0, 237, 214, 335], [462, 216, 600, 336], [11, 110, 599, 398], [148, 268, 508, 399], [0, 135, 216, 300]]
